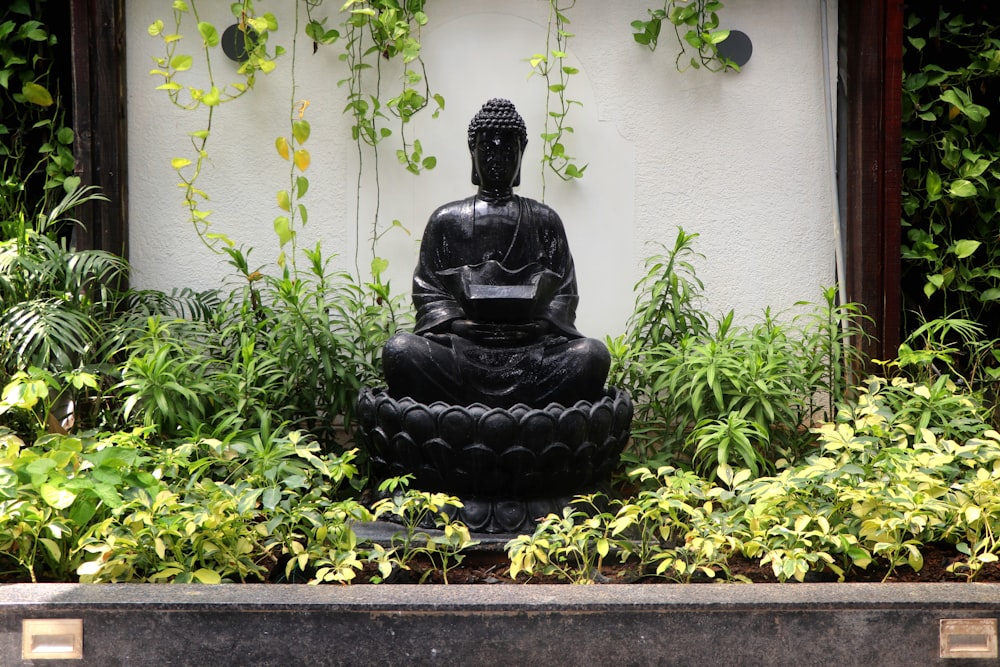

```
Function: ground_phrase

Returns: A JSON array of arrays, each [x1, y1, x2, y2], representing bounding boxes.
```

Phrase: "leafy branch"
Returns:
[[632, 1, 737, 72], [148, 0, 282, 252], [529, 0, 586, 192]]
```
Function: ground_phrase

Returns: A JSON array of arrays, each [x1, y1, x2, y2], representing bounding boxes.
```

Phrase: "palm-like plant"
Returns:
[[0, 187, 127, 377]]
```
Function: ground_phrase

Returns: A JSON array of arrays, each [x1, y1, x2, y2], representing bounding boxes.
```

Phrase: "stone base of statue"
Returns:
[[356, 387, 633, 533]]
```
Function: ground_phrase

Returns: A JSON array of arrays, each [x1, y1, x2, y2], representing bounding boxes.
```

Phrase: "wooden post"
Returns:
[[840, 0, 903, 362], [69, 0, 128, 260]]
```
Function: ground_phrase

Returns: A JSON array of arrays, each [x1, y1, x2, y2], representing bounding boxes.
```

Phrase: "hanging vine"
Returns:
[[272, 5, 309, 273], [149, 1, 442, 272], [311, 0, 442, 271], [631, 1, 736, 72], [529, 0, 586, 193], [148, 0, 280, 253]]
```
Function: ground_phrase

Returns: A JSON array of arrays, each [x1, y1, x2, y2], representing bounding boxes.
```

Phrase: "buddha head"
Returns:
[[467, 98, 528, 188]]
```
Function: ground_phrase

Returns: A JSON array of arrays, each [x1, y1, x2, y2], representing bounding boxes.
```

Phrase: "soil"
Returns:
[[346, 542, 1000, 585]]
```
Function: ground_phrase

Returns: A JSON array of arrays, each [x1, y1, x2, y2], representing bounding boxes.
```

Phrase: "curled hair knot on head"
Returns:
[[467, 98, 528, 149]]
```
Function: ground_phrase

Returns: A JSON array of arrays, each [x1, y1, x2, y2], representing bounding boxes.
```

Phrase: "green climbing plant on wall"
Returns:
[[148, 0, 281, 253], [529, 0, 586, 192], [900, 6, 1000, 375], [148, 0, 443, 269], [631, 1, 736, 72], [315, 0, 442, 268], [1, 0, 80, 240]]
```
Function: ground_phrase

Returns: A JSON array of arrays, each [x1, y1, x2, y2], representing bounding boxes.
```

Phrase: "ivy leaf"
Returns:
[[979, 288, 1000, 302], [273, 215, 292, 246], [275, 136, 290, 160], [292, 119, 311, 145], [262, 486, 281, 511], [170, 54, 194, 71], [201, 86, 221, 106], [22, 82, 53, 107], [925, 170, 941, 200], [293, 149, 311, 171], [707, 29, 730, 44], [952, 239, 981, 259], [277, 189, 291, 212], [198, 21, 220, 47], [948, 179, 977, 198], [39, 538, 61, 564]]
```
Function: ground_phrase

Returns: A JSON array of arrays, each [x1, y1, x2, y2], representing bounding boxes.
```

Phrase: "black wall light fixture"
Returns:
[[222, 23, 257, 63], [717, 29, 752, 68]]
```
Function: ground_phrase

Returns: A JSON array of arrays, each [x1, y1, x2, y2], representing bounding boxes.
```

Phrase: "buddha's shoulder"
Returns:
[[427, 196, 476, 222], [518, 195, 560, 218]]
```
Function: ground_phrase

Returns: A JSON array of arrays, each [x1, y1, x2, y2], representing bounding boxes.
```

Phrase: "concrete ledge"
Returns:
[[2, 583, 999, 665]]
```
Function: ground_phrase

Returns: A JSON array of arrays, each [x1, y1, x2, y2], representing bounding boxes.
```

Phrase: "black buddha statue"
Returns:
[[382, 98, 610, 408], [357, 99, 631, 533]]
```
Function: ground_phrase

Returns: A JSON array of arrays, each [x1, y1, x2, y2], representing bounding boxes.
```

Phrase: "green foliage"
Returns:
[[335, 0, 441, 172], [0, 424, 367, 584], [117, 245, 409, 450], [529, 1, 587, 189], [148, 0, 282, 252], [506, 373, 1000, 584], [0, 199, 151, 437], [369, 476, 476, 584], [76, 431, 364, 584], [610, 229, 867, 480], [148, 0, 439, 270], [505, 471, 740, 584], [738, 375, 1000, 582], [506, 496, 626, 584], [607, 227, 710, 401], [0, 428, 162, 582], [900, 7, 1000, 364], [631, 1, 736, 72], [0, 1, 79, 237], [273, 109, 314, 271]]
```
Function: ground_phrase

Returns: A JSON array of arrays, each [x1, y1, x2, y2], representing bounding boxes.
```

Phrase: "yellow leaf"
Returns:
[[277, 189, 291, 212], [193, 568, 221, 584], [966, 506, 982, 523], [275, 136, 290, 160], [22, 82, 53, 107], [171, 157, 192, 169], [293, 149, 311, 171], [201, 86, 221, 106]]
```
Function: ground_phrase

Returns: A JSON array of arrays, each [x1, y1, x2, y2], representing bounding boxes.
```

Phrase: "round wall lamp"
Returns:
[[717, 29, 752, 69], [222, 23, 257, 63]]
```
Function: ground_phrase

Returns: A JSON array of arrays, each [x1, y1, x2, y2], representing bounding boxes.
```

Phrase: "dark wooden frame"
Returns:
[[69, 0, 128, 258], [66, 1, 905, 349], [840, 0, 904, 361]]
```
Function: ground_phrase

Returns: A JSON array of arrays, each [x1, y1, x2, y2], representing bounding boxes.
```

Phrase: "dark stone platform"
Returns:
[[2, 583, 999, 665]]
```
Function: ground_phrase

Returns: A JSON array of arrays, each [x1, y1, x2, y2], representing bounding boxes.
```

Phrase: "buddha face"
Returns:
[[471, 129, 524, 189]]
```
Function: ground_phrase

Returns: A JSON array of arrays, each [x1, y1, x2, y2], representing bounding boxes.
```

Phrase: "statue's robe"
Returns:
[[383, 194, 609, 408]]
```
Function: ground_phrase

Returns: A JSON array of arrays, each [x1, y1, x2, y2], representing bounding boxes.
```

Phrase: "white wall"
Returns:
[[126, 1, 838, 339]]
